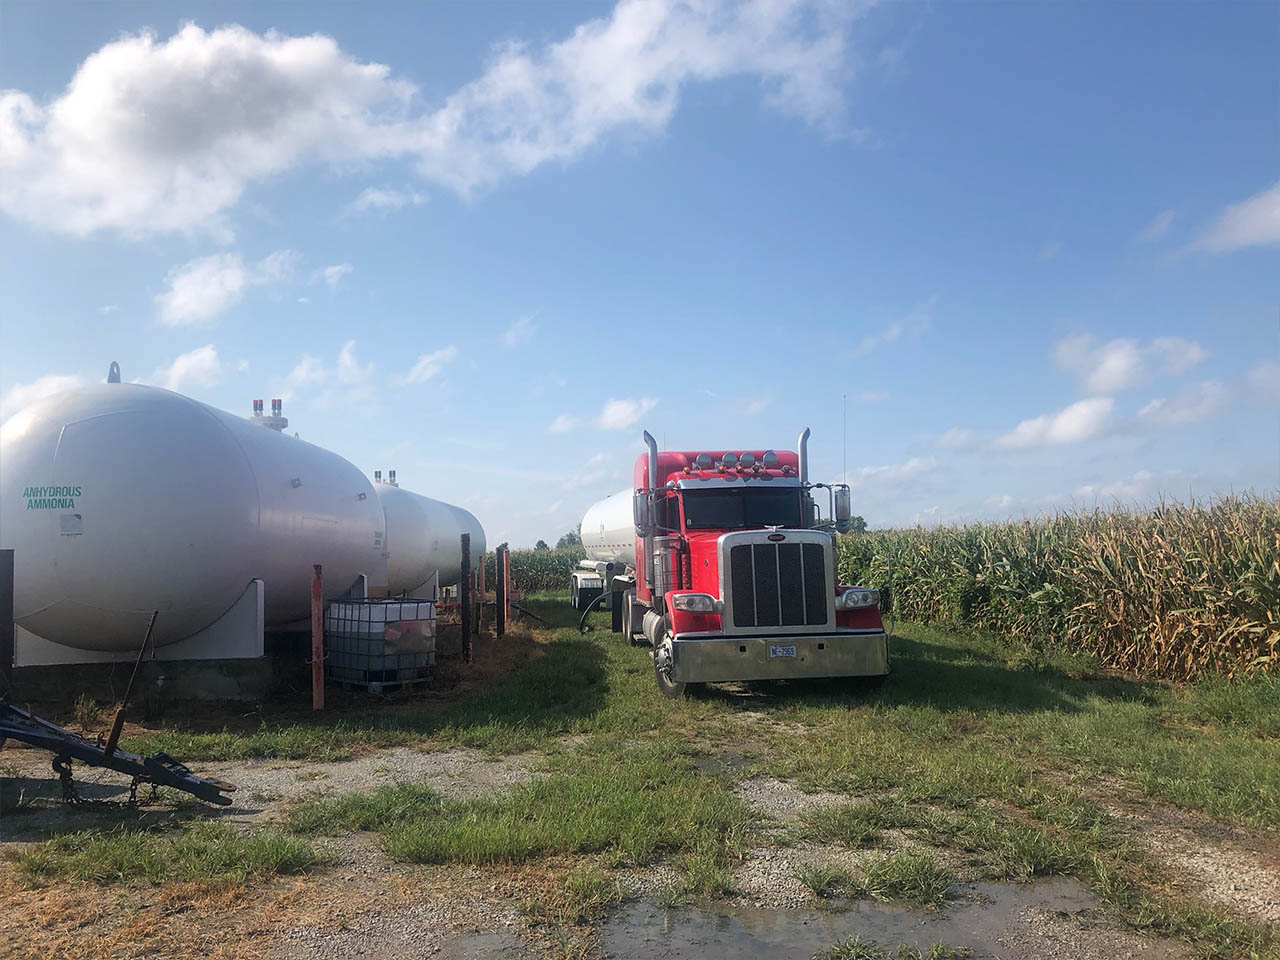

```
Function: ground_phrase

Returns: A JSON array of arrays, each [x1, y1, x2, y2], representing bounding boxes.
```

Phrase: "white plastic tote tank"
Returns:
[[375, 483, 485, 594], [580, 488, 636, 568], [0, 381, 388, 652]]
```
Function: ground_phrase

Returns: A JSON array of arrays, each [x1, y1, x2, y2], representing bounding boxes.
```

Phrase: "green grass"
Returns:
[[795, 864, 854, 898], [286, 782, 446, 834], [848, 852, 955, 908], [521, 864, 625, 926], [814, 935, 974, 960], [50, 593, 1275, 958], [11, 821, 318, 887], [286, 743, 752, 869]]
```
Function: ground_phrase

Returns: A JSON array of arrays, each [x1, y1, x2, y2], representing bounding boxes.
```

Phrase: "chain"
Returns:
[[53, 755, 148, 808]]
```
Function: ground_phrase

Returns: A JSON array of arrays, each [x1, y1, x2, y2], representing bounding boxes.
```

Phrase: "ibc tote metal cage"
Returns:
[[324, 595, 437, 693]]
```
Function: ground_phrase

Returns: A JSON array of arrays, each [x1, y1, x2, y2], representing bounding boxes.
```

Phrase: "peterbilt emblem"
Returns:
[[767, 533, 786, 541]]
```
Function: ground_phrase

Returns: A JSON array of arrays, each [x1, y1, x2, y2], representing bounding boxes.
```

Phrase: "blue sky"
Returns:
[[1, 0, 1276, 547]]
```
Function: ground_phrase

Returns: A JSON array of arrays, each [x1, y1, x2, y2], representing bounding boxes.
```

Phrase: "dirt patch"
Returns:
[[733, 775, 848, 822], [1091, 788, 1280, 924], [0, 746, 541, 844]]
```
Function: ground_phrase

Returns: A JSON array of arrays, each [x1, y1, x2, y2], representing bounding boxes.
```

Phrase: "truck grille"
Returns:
[[728, 542, 829, 629]]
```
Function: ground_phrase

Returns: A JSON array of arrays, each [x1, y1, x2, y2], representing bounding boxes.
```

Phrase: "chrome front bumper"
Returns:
[[670, 631, 888, 683]]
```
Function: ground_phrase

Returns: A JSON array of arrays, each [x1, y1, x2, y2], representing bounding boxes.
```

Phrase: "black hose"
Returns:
[[578, 591, 609, 633]]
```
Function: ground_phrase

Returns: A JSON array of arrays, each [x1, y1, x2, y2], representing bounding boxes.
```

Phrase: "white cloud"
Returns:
[[1192, 179, 1280, 253], [1037, 241, 1062, 262], [854, 298, 933, 357], [148, 344, 222, 392], [1053, 334, 1208, 394], [154, 249, 300, 325], [1149, 336, 1210, 375], [548, 414, 580, 434], [343, 186, 426, 217], [1135, 209, 1175, 243], [502, 315, 536, 348], [258, 249, 302, 282], [997, 397, 1114, 448], [0, 6, 864, 237], [857, 391, 889, 403], [1076, 470, 1153, 502], [398, 346, 459, 385], [985, 494, 1013, 509], [847, 456, 937, 488], [322, 263, 354, 289], [154, 253, 247, 326], [596, 396, 658, 430], [285, 355, 326, 392], [1, 373, 86, 416], [99, 304, 118, 314], [936, 427, 973, 448], [1137, 381, 1229, 426], [336, 339, 373, 384], [744, 394, 773, 416]]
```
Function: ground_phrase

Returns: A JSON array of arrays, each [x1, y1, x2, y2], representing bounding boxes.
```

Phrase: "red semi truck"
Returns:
[[572, 429, 888, 697]]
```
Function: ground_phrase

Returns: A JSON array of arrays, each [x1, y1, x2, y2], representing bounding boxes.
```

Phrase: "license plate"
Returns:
[[768, 644, 797, 659]]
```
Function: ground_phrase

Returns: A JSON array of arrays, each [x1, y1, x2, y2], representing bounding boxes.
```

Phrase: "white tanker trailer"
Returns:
[[0, 369, 483, 663], [570, 488, 634, 610]]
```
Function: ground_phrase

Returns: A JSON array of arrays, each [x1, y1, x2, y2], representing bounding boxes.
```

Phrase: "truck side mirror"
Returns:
[[834, 486, 852, 534], [633, 492, 653, 536]]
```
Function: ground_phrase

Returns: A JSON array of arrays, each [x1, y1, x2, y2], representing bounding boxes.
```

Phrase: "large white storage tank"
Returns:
[[376, 482, 485, 594], [1, 381, 390, 653], [580, 488, 636, 568]]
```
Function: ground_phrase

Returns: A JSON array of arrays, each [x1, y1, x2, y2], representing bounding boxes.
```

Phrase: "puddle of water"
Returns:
[[437, 930, 527, 959], [600, 879, 1099, 960]]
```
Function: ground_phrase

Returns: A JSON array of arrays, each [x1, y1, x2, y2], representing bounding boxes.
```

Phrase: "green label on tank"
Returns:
[[22, 484, 82, 509], [374, 530, 384, 547]]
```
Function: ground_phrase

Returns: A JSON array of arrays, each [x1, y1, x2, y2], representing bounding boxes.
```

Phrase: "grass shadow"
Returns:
[[122, 633, 609, 761]]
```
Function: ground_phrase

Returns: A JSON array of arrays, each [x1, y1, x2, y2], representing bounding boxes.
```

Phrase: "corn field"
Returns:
[[838, 494, 1279, 680], [485, 546, 585, 593]]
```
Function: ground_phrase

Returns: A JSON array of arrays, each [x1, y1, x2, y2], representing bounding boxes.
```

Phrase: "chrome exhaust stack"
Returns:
[[798, 426, 811, 483]]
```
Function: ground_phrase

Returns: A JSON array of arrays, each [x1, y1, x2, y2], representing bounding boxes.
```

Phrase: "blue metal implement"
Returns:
[[0, 697, 236, 806]]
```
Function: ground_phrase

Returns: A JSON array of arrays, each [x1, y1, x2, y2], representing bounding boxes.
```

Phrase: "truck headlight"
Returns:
[[836, 588, 879, 611], [672, 593, 721, 614]]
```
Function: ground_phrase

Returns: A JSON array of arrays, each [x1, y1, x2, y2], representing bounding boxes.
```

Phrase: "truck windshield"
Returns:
[[682, 487, 802, 530]]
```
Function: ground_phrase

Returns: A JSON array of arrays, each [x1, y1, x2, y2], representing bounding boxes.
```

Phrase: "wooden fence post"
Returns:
[[503, 549, 512, 631], [495, 547, 507, 639], [311, 564, 324, 711], [477, 558, 487, 631]]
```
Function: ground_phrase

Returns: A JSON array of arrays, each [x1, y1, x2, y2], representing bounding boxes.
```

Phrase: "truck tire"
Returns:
[[653, 622, 696, 698], [621, 590, 633, 644]]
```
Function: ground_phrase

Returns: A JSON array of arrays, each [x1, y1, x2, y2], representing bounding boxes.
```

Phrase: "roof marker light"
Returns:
[[739, 452, 756, 468], [721, 452, 739, 468], [762, 450, 778, 468]]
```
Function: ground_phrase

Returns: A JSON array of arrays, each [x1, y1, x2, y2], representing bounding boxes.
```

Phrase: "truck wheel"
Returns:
[[653, 626, 687, 698]]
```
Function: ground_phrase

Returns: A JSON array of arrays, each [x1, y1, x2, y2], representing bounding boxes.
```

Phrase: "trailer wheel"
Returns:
[[621, 590, 638, 645]]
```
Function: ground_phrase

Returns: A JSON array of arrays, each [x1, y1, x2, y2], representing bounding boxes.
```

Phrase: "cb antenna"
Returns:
[[842, 393, 847, 480]]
